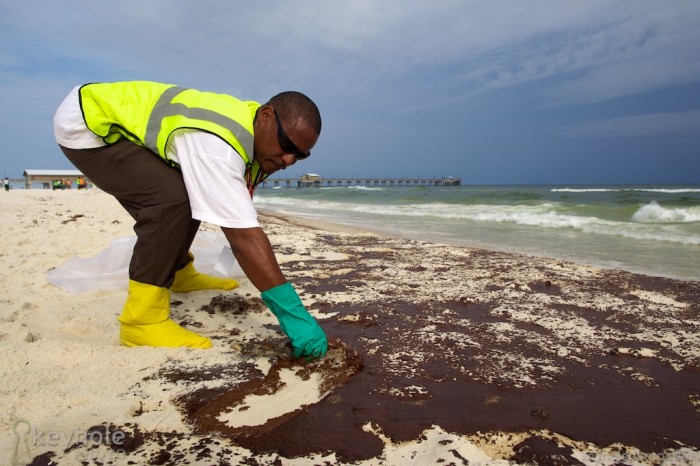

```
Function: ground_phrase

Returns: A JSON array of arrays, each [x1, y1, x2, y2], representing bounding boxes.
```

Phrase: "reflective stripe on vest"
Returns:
[[80, 81, 268, 195], [145, 86, 255, 161]]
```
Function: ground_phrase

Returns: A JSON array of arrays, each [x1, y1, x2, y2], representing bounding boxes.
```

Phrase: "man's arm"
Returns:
[[221, 226, 285, 291], [222, 225, 328, 359]]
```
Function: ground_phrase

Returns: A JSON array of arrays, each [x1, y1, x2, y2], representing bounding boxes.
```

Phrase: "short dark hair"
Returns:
[[267, 91, 322, 135]]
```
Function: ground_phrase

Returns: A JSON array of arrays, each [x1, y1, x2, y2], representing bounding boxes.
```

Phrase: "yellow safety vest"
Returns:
[[79, 81, 268, 193]]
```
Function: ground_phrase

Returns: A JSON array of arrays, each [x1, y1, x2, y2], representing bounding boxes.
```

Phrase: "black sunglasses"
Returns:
[[273, 109, 311, 160]]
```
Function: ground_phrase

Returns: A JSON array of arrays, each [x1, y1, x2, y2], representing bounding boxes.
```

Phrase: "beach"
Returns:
[[1, 189, 699, 465]]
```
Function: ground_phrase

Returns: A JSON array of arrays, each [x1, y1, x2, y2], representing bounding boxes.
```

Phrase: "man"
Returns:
[[53, 81, 327, 359]]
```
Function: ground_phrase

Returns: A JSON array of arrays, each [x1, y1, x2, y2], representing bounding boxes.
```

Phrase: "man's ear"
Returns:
[[254, 105, 273, 129], [258, 105, 274, 121]]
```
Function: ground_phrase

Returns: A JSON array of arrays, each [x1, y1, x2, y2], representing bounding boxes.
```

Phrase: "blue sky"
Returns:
[[1, 1, 699, 185]]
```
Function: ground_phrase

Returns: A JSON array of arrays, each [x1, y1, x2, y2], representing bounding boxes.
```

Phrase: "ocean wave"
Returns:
[[348, 186, 385, 191], [255, 197, 700, 245], [635, 188, 700, 193], [631, 202, 700, 223], [423, 204, 700, 244], [551, 188, 619, 193], [552, 187, 700, 194]]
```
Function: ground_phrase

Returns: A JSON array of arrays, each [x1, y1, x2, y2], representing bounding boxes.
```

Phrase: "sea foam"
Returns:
[[255, 196, 700, 245], [632, 202, 700, 223], [552, 188, 700, 193]]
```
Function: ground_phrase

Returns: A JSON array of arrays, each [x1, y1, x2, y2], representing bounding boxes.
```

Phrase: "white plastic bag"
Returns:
[[47, 232, 243, 294]]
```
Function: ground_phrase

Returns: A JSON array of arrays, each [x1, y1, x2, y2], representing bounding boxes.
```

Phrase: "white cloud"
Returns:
[[434, 1, 700, 104], [2, 0, 698, 105]]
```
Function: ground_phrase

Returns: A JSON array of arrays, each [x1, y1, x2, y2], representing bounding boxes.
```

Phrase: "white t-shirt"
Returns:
[[53, 86, 259, 229]]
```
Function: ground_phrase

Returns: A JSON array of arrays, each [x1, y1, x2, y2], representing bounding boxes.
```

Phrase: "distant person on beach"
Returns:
[[3, 177, 9, 191], [53, 81, 327, 359]]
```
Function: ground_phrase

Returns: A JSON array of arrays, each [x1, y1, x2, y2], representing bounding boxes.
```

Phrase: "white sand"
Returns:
[[217, 369, 325, 429], [0, 190, 500, 465], [1, 189, 698, 465]]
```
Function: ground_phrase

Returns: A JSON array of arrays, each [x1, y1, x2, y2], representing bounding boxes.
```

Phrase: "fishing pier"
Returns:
[[261, 174, 461, 188]]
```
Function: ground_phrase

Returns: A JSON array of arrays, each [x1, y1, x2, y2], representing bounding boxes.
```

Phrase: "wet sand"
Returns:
[[0, 190, 698, 465]]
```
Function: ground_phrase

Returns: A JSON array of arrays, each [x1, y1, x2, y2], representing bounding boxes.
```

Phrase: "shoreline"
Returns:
[[1, 190, 699, 464], [254, 183, 700, 283], [259, 206, 700, 284]]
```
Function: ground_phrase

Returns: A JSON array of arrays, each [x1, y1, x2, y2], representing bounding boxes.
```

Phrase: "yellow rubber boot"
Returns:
[[171, 261, 239, 293], [119, 279, 212, 348]]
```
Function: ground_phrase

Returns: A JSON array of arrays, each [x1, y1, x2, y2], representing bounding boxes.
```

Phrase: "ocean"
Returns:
[[254, 184, 700, 282]]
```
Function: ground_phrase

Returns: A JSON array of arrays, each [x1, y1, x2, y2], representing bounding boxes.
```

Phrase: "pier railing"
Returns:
[[260, 177, 461, 188]]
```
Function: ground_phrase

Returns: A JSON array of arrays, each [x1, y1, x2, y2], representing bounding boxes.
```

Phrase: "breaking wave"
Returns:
[[552, 188, 700, 194], [255, 197, 700, 245], [632, 202, 700, 223]]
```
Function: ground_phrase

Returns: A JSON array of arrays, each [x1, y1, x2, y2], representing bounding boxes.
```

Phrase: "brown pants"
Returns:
[[59, 140, 198, 288]]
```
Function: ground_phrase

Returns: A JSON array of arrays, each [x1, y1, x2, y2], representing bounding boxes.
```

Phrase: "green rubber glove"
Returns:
[[261, 282, 328, 359]]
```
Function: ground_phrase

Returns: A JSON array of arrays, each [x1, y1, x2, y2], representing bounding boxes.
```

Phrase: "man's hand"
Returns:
[[261, 282, 328, 359]]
